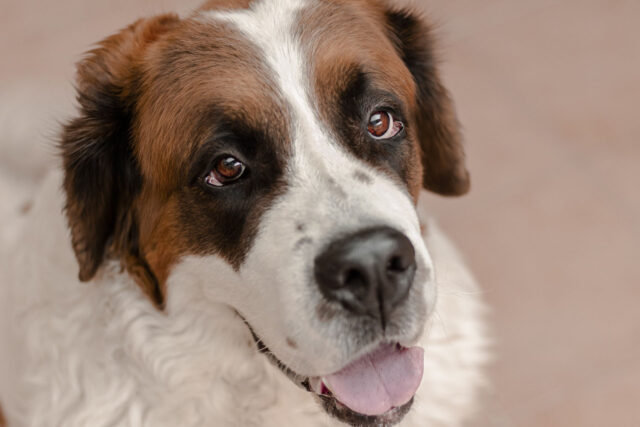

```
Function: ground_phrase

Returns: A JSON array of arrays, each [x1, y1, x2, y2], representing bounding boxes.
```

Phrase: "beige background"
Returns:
[[1, 0, 639, 425]]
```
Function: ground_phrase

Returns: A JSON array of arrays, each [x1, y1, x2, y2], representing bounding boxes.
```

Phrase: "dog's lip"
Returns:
[[316, 392, 414, 426]]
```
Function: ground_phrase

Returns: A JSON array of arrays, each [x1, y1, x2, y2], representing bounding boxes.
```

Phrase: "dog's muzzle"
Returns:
[[250, 226, 426, 422]]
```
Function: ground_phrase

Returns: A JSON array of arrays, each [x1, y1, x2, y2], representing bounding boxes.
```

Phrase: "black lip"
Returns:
[[317, 393, 414, 427], [242, 316, 413, 426]]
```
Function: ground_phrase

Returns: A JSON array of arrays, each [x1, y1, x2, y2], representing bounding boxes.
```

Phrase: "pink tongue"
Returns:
[[323, 345, 424, 416]]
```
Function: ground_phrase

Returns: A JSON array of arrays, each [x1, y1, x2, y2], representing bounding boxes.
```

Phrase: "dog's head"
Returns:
[[60, 0, 468, 424]]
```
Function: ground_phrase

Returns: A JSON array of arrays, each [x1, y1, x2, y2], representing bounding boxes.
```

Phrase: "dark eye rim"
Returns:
[[364, 107, 407, 141]]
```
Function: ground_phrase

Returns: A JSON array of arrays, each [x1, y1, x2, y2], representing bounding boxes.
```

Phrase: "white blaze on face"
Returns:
[[196, 0, 436, 375]]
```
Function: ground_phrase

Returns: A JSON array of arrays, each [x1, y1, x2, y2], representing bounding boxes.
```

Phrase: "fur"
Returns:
[[0, 171, 487, 426], [0, 0, 489, 425]]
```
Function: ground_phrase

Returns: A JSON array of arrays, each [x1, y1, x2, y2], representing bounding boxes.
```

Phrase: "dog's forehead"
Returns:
[[202, 0, 416, 111], [134, 0, 416, 188]]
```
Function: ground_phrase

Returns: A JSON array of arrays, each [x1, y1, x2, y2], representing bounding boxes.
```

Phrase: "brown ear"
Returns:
[[60, 14, 179, 295], [385, 8, 470, 196]]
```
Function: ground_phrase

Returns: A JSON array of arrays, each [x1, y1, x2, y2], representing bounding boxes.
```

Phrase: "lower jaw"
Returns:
[[315, 393, 414, 427], [242, 318, 415, 425]]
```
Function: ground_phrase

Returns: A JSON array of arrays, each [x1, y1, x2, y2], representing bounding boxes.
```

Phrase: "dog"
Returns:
[[0, 0, 488, 425]]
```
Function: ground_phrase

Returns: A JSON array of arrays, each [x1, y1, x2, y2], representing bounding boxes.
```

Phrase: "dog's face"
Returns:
[[60, 0, 468, 425]]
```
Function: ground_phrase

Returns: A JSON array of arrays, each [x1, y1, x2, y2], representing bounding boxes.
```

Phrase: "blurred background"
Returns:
[[1, 0, 638, 425]]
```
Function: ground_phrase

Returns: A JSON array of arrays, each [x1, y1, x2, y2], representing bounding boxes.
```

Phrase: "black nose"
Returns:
[[314, 226, 416, 325]]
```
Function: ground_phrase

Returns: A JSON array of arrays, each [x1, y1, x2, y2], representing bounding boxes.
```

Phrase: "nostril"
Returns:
[[386, 255, 408, 273], [342, 268, 367, 288]]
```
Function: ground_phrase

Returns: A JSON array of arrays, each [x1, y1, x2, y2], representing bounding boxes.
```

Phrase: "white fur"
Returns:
[[0, 170, 488, 427], [0, 1, 489, 425], [203, 0, 434, 376]]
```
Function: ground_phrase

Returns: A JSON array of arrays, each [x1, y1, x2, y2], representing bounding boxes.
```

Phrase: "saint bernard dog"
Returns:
[[0, 0, 488, 425]]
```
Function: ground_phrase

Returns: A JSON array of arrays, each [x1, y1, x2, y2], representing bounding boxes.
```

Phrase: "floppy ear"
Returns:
[[60, 15, 179, 296], [385, 8, 470, 196]]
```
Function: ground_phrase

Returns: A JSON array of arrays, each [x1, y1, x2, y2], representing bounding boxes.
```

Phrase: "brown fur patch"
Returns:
[[298, 0, 467, 200], [198, 0, 254, 11], [133, 18, 292, 272], [63, 13, 293, 306], [297, 0, 423, 201], [61, 13, 182, 305], [0, 402, 6, 427], [133, 18, 285, 189]]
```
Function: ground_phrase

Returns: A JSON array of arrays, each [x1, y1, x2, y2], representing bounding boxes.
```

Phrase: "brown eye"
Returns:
[[204, 156, 246, 187], [367, 111, 403, 140]]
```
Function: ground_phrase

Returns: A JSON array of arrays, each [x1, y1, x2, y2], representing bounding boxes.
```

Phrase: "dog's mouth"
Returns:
[[307, 343, 424, 417], [248, 319, 423, 426]]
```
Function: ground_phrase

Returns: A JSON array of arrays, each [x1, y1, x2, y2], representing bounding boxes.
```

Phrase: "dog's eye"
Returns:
[[204, 156, 246, 187], [367, 111, 403, 140]]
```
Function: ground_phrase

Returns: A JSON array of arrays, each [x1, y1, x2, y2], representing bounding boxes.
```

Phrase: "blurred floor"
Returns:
[[1, 0, 639, 425]]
